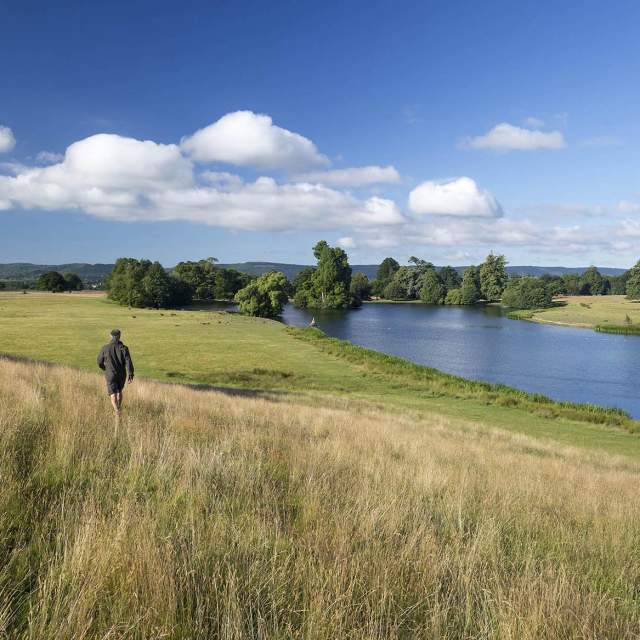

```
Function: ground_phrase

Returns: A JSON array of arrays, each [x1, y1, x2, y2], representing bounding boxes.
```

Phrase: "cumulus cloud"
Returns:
[[0, 132, 405, 232], [0, 126, 16, 153], [36, 150, 64, 164], [181, 111, 329, 170], [292, 165, 400, 187], [462, 123, 566, 151], [337, 236, 356, 249], [408, 177, 503, 218]]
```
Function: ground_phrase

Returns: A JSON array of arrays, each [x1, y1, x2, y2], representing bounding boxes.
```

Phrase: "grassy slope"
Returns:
[[527, 295, 640, 328], [1, 292, 639, 457], [1, 358, 639, 638]]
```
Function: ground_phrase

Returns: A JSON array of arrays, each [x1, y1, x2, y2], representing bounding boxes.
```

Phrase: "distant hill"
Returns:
[[218, 262, 627, 279], [0, 261, 627, 284], [0, 263, 115, 282]]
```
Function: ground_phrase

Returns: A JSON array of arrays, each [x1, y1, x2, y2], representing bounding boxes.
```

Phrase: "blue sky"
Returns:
[[1, 0, 640, 267]]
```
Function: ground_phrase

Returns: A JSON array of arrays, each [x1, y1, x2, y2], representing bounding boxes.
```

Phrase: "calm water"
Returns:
[[277, 303, 640, 417]]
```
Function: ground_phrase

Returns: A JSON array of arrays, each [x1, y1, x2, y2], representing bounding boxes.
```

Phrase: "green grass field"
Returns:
[[1, 292, 639, 457], [526, 294, 640, 328]]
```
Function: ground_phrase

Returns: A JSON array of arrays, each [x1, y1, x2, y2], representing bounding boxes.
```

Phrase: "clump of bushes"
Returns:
[[235, 271, 289, 318], [36, 271, 83, 292], [501, 277, 552, 310]]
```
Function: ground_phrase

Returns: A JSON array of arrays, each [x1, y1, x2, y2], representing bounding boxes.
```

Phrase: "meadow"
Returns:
[[523, 295, 640, 329], [1, 292, 640, 456], [1, 357, 640, 638]]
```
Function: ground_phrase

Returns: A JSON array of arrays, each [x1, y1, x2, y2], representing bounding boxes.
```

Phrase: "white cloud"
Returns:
[[181, 110, 329, 170], [0, 126, 16, 153], [0, 199, 11, 210], [0, 132, 405, 232], [462, 123, 566, 151], [337, 236, 356, 249], [292, 165, 400, 187], [36, 150, 64, 164], [408, 177, 503, 218]]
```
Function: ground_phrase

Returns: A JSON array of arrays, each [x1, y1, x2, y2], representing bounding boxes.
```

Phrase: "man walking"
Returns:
[[97, 329, 134, 415]]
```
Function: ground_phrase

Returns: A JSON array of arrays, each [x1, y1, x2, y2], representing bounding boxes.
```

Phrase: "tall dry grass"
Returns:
[[0, 357, 639, 639]]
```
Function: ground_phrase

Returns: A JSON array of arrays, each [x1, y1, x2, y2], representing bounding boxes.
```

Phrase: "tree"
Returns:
[[609, 272, 629, 295], [235, 271, 288, 317], [63, 272, 83, 291], [445, 288, 463, 305], [294, 241, 353, 309], [292, 267, 315, 295], [580, 266, 605, 295], [626, 261, 640, 300], [459, 266, 481, 304], [142, 262, 175, 308], [502, 277, 553, 309], [107, 258, 192, 308], [173, 259, 217, 299], [540, 274, 566, 297], [376, 258, 400, 289], [438, 266, 462, 292], [562, 273, 582, 296], [350, 272, 371, 306], [383, 278, 407, 300], [479, 252, 507, 301], [36, 271, 67, 292], [420, 269, 445, 304]]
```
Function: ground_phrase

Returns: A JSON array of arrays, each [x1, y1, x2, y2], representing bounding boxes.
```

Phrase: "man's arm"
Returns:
[[97, 347, 106, 370], [124, 346, 134, 381]]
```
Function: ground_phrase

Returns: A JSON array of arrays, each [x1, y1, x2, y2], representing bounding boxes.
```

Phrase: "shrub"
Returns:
[[502, 277, 552, 310]]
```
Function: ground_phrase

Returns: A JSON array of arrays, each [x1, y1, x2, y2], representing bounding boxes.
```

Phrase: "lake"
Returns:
[[278, 303, 640, 418]]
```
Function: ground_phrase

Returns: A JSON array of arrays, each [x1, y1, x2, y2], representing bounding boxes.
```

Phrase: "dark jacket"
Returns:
[[97, 339, 134, 383]]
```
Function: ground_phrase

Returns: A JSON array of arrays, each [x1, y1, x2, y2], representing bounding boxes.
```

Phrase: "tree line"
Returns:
[[35, 271, 84, 292], [98, 247, 640, 318]]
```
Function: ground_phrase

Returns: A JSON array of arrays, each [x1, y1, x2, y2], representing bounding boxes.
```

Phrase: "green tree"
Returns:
[[459, 266, 481, 304], [562, 273, 582, 296], [376, 258, 400, 289], [479, 252, 507, 301], [382, 278, 406, 300], [626, 261, 640, 300], [292, 267, 315, 296], [445, 288, 462, 304], [63, 272, 83, 291], [502, 277, 553, 309], [419, 269, 445, 304], [438, 266, 462, 292], [36, 271, 67, 292], [107, 258, 192, 308], [173, 258, 217, 299], [609, 272, 629, 295], [540, 274, 566, 297], [350, 272, 371, 306], [294, 241, 353, 309], [235, 271, 289, 317], [580, 266, 605, 295], [142, 262, 175, 308]]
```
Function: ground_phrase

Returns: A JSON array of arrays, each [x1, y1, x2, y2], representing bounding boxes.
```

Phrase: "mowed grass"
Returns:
[[1, 358, 640, 638], [529, 295, 640, 328], [2, 291, 640, 457]]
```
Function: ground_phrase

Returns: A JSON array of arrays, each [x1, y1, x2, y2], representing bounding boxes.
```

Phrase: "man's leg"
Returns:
[[109, 393, 120, 413], [116, 390, 123, 410]]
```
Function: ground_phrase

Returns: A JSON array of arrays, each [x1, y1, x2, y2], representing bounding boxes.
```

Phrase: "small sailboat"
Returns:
[[309, 317, 317, 327]]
